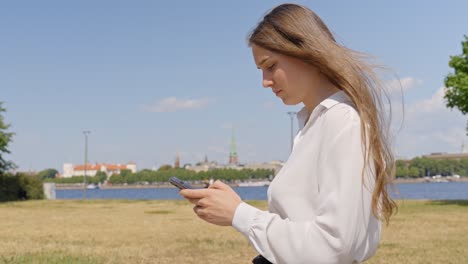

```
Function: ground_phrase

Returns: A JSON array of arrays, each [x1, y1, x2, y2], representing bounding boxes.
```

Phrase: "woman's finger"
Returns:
[[187, 198, 199, 205], [193, 205, 206, 217], [180, 188, 211, 199]]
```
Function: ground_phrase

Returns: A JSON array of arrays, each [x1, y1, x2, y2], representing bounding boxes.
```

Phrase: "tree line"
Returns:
[[396, 157, 468, 178], [45, 167, 275, 185], [38, 156, 467, 186]]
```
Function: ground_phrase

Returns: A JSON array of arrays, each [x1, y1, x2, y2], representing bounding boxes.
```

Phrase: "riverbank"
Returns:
[[0, 200, 467, 263], [55, 183, 212, 190], [393, 176, 468, 184], [53, 177, 468, 190]]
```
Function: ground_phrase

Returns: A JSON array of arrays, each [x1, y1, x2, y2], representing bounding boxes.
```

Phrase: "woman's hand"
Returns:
[[179, 180, 242, 226]]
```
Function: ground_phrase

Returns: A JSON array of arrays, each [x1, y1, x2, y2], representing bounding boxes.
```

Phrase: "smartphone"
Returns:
[[169, 176, 194, 189]]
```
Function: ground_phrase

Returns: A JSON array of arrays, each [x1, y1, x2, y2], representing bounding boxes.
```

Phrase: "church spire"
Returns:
[[174, 151, 180, 168], [229, 127, 238, 165]]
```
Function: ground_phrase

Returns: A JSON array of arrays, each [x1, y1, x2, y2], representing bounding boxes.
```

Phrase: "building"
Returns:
[[185, 154, 284, 174], [244, 160, 284, 175], [185, 156, 221, 173], [61, 162, 137, 178], [422, 152, 468, 161]]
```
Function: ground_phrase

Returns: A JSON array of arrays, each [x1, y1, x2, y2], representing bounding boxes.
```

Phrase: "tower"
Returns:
[[229, 128, 238, 165], [174, 152, 180, 168]]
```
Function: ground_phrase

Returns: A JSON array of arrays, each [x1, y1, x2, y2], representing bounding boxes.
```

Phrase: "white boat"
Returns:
[[86, 184, 99, 189], [238, 181, 270, 187]]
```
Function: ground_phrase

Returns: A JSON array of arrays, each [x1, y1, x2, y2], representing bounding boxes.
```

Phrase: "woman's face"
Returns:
[[252, 45, 322, 107]]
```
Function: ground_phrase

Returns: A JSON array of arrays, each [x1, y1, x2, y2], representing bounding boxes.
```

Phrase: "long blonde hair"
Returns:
[[249, 3, 396, 224]]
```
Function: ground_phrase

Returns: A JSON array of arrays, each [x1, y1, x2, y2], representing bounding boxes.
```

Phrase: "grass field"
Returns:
[[0, 199, 467, 264]]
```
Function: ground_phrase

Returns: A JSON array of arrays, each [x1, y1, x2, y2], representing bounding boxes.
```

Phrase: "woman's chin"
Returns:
[[281, 98, 301, 106]]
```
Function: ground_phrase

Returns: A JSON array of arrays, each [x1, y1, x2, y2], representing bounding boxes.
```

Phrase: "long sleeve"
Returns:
[[232, 102, 381, 264]]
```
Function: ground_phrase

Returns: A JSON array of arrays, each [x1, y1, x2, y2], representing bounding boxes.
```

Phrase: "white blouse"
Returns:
[[232, 91, 381, 264]]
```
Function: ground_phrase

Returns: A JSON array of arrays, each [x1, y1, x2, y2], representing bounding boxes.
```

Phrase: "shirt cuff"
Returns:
[[232, 202, 259, 236]]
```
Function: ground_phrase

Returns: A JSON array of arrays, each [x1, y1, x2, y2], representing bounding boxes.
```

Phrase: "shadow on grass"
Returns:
[[428, 200, 468, 207]]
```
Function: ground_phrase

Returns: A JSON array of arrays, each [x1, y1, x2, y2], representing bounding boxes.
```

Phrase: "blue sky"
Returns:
[[2, 0, 468, 172]]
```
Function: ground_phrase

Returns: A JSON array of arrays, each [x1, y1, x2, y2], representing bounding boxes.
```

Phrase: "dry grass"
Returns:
[[367, 200, 468, 264], [0, 199, 466, 264]]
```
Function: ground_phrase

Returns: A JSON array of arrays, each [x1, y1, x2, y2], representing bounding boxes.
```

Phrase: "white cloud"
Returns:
[[385, 77, 422, 95], [144, 97, 213, 113], [408, 87, 446, 113], [393, 86, 466, 158]]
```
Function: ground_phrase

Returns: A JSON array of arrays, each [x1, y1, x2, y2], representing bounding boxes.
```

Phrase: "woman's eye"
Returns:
[[267, 63, 276, 71]]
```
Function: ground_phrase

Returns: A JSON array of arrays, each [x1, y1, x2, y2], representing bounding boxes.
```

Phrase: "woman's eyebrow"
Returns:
[[257, 57, 270, 69]]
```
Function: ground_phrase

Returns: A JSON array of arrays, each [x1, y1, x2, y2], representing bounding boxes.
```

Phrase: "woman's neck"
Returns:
[[303, 81, 341, 115]]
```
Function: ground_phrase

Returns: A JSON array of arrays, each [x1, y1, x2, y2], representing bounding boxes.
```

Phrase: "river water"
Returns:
[[56, 182, 468, 200]]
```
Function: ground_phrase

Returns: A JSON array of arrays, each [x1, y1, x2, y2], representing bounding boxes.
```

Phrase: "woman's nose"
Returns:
[[262, 73, 274, 88]]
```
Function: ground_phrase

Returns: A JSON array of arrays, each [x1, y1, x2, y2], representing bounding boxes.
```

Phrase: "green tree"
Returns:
[[408, 167, 421, 178], [0, 102, 15, 174], [0, 173, 20, 201], [158, 164, 172, 171], [396, 166, 409, 178], [0, 173, 44, 201], [95, 171, 107, 183], [17, 173, 44, 200], [37, 168, 58, 179], [444, 36, 468, 131], [109, 174, 124, 184]]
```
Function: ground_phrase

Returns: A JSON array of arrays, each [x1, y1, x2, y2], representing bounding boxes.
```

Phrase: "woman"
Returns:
[[180, 3, 396, 263]]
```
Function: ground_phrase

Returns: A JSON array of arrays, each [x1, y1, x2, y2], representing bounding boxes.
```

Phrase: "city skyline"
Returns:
[[2, 1, 468, 171], [13, 133, 468, 174]]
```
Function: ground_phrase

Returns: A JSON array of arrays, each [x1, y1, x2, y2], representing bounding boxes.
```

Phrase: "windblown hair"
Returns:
[[249, 3, 397, 224]]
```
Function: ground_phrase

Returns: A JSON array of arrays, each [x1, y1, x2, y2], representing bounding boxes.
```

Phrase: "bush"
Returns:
[[0, 173, 20, 201], [0, 173, 44, 202]]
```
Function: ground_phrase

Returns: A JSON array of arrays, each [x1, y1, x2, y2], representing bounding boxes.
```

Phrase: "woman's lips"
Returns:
[[274, 89, 282, 96]]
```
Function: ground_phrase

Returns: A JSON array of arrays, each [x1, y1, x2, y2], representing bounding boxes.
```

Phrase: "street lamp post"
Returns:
[[287, 112, 297, 152], [83, 130, 91, 200]]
